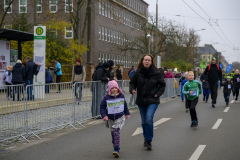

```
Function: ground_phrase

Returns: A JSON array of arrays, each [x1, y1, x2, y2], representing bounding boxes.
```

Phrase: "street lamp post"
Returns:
[[193, 29, 205, 69], [147, 34, 151, 54]]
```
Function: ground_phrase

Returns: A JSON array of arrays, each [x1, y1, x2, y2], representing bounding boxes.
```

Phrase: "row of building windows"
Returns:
[[99, 25, 143, 49], [99, 52, 140, 68], [4, 24, 73, 39], [99, 1, 144, 31], [4, 0, 72, 14], [119, 0, 146, 15]]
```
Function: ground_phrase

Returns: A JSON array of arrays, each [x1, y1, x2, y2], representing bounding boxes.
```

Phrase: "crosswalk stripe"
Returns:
[[212, 119, 223, 129], [189, 145, 206, 160]]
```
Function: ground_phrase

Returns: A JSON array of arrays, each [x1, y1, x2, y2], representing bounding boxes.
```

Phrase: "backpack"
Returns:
[[34, 64, 40, 75], [46, 72, 52, 83], [129, 69, 135, 79], [208, 64, 220, 72]]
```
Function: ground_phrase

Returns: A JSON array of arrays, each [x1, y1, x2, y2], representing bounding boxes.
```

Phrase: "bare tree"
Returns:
[[0, 0, 15, 28]]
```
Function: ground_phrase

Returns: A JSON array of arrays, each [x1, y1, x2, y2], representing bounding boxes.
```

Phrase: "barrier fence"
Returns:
[[0, 78, 182, 143]]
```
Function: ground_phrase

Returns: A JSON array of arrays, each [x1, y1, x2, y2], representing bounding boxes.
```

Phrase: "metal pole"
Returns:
[[149, 38, 150, 54]]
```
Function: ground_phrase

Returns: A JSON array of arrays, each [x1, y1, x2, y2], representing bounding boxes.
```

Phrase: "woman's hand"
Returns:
[[190, 91, 193, 94], [132, 90, 136, 95], [103, 116, 108, 121], [154, 94, 158, 98], [126, 115, 130, 119]]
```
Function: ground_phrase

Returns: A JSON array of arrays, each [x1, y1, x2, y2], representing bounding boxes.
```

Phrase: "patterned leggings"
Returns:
[[111, 128, 120, 147]]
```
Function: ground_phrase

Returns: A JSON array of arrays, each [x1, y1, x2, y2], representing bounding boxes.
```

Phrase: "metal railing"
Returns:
[[0, 78, 182, 143]]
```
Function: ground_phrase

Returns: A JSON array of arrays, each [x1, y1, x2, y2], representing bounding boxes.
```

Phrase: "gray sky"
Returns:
[[145, 0, 240, 64]]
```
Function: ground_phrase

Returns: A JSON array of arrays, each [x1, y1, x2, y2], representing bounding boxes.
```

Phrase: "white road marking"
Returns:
[[223, 107, 230, 112], [212, 119, 223, 129], [189, 145, 206, 160], [230, 100, 235, 103], [132, 118, 171, 136]]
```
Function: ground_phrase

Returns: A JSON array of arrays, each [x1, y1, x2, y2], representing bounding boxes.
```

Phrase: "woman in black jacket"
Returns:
[[12, 60, 25, 101], [231, 69, 240, 102], [129, 54, 166, 150]]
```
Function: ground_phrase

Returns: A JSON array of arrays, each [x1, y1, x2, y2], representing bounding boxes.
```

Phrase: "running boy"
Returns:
[[222, 76, 233, 107], [181, 72, 189, 112], [100, 80, 130, 157], [183, 71, 202, 127]]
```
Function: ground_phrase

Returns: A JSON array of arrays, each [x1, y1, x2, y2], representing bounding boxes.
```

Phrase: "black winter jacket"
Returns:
[[231, 74, 240, 88], [129, 65, 166, 106], [107, 68, 114, 81], [116, 69, 122, 80], [25, 60, 35, 80], [93, 65, 108, 83], [204, 64, 222, 82], [221, 81, 233, 94], [200, 73, 210, 89], [179, 77, 185, 85], [12, 63, 25, 83]]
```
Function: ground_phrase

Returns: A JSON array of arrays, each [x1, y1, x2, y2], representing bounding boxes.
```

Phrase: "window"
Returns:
[[99, 26, 101, 40], [50, 0, 58, 13], [99, 1, 101, 15], [4, 0, 12, 13], [102, 26, 104, 41], [108, 28, 110, 42], [116, 31, 118, 44], [105, 28, 107, 41], [65, 0, 73, 12], [65, 25, 73, 39], [110, 5, 113, 19], [99, 52, 102, 62], [111, 30, 113, 43], [19, 0, 27, 13], [105, 53, 107, 62], [37, 0, 42, 13], [102, 53, 104, 62], [113, 30, 115, 43], [108, 4, 111, 18], [102, 2, 104, 15], [105, 3, 108, 17]]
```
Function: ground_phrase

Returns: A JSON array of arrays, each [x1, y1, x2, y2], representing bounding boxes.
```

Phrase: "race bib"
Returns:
[[228, 84, 231, 89], [190, 91, 197, 96], [107, 98, 125, 114], [237, 78, 239, 82]]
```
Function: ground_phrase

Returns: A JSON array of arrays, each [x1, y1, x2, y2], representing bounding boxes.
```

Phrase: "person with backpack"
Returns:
[[204, 57, 222, 108], [54, 59, 62, 93], [45, 67, 53, 93], [25, 56, 36, 100], [72, 59, 86, 104], [128, 67, 137, 109], [231, 69, 240, 103]]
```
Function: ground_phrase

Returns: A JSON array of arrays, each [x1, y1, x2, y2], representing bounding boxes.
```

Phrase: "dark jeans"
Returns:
[[233, 87, 239, 100], [56, 75, 62, 91], [138, 104, 158, 142], [25, 79, 34, 100], [224, 93, 230, 105], [12, 83, 22, 101], [209, 81, 218, 105], [203, 88, 210, 101], [6, 82, 12, 98], [186, 97, 199, 122]]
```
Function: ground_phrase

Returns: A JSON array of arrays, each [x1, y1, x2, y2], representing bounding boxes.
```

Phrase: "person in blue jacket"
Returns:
[[100, 80, 130, 158], [181, 72, 189, 112], [54, 59, 62, 93]]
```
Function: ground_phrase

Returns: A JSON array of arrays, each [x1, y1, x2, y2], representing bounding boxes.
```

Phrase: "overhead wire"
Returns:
[[193, 0, 236, 49]]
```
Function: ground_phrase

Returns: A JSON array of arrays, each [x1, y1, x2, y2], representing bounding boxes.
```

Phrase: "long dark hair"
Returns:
[[137, 54, 158, 70]]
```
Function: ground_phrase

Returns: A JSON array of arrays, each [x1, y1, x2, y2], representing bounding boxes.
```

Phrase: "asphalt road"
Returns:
[[1, 89, 240, 160]]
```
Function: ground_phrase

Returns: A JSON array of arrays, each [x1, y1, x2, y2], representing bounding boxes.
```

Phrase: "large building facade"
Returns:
[[1, 0, 149, 80]]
